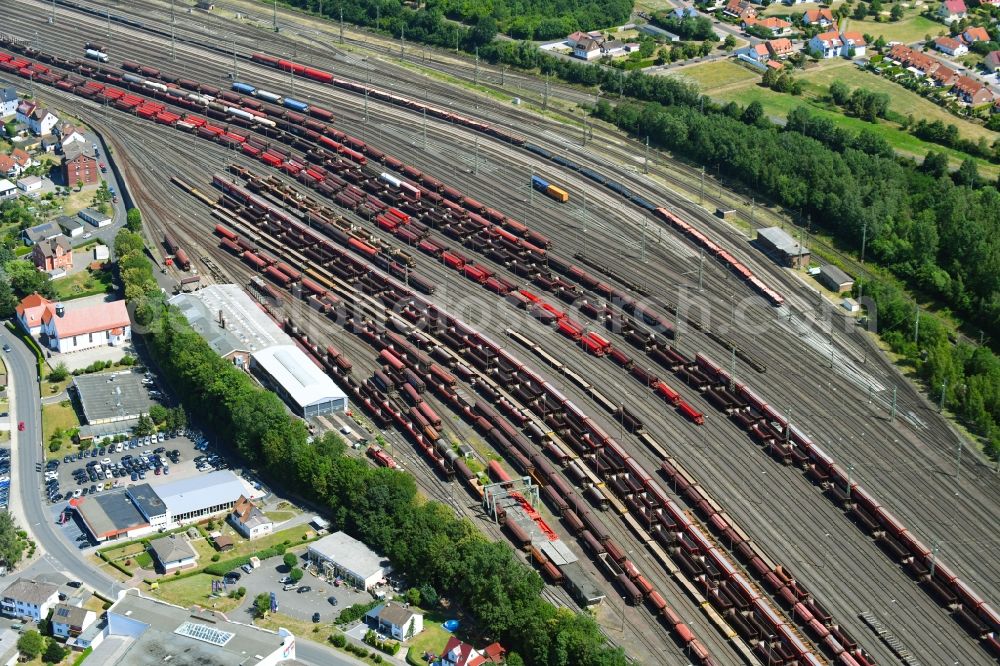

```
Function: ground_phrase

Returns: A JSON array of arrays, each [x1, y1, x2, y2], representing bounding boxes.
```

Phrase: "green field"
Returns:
[[762, 0, 845, 17], [670, 60, 759, 90], [672, 59, 999, 178], [150, 573, 242, 612], [42, 400, 79, 458], [843, 14, 943, 43], [52, 265, 113, 301], [405, 610, 454, 666]]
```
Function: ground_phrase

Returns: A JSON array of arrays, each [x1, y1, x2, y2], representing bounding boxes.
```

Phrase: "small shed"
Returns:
[[79, 208, 112, 227], [211, 533, 235, 552], [818, 264, 854, 293]]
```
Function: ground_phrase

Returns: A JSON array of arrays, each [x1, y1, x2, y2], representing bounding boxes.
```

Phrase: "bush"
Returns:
[[330, 633, 347, 648], [283, 553, 297, 569], [48, 440, 61, 452], [17, 630, 44, 659], [337, 600, 380, 625], [290, 567, 303, 582], [211, 554, 220, 562]]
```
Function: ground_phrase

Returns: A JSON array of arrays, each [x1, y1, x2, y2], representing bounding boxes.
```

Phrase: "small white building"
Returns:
[[365, 602, 423, 640], [148, 535, 198, 573], [37, 298, 131, 353], [57, 215, 85, 238], [0, 87, 18, 119], [79, 207, 112, 227], [0, 179, 15, 200], [229, 495, 273, 539], [16, 175, 41, 193], [0, 578, 60, 621], [27, 107, 59, 137], [307, 531, 388, 591], [51, 603, 98, 640]]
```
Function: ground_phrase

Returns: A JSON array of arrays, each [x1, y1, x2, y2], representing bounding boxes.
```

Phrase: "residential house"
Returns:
[[889, 43, 941, 75], [724, 0, 757, 20], [11, 148, 32, 170], [985, 50, 1000, 73], [573, 37, 602, 60], [62, 142, 98, 187], [952, 75, 995, 105], [747, 43, 773, 65], [783, 0, 808, 5], [802, 8, 835, 27], [27, 107, 58, 136], [841, 32, 867, 57], [930, 63, 960, 86], [766, 38, 796, 58], [600, 40, 629, 58], [22, 221, 62, 245], [962, 26, 990, 43], [935, 36, 968, 56], [938, 0, 967, 22], [743, 17, 792, 36], [439, 637, 484, 666], [565, 31, 589, 47], [0, 155, 18, 179], [57, 123, 86, 149], [228, 495, 273, 539], [15, 293, 131, 353], [31, 235, 73, 272], [148, 535, 198, 573], [0, 578, 60, 621], [51, 603, 97, 640], [14, 100, 35, 125], [0, 179, 14, 200], [809, 31, 844, 58], [0, 87, 17, 119], [364, 602, 424, 640]]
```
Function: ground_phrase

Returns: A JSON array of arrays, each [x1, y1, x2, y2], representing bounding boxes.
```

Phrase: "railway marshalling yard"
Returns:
[[5, 0, 1000, 664]]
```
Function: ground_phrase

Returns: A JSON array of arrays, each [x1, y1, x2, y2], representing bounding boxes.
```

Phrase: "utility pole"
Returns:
[[475, 48, 479, 85], [697, 249, 704, 291], [890, 386, 897, 422], [643, 136, 649, 174], [170, 0, 176, 61], [641, 220, 646, 263], [473, 135, 479, 175], [913, 305, 920, 345], [750, 198, 756, 228], [729, 347, 736, 392], [273, 0, 278, 31], [543, 75, 549, 110], [51, 0, 56, 24], [106, 0, 111, 37], [233, 39, 238, 79], [956, 442, 963, 484], [930, 541, 939, 577], [501, 66, 505, 86], [939, 380, 947, 413], [340, 8, 344, 44], [847, 462, 854, 498], [400, 25, 405, 54], [860, 221, 868, 265], [699, 167, 705, 204], [422, 107, 427, 150]]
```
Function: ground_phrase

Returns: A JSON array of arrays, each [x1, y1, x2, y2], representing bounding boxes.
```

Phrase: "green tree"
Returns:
[[42, 638, 67, 664], [126, 208, 142, 233], [148, 404, 168, 425], [0, 278, 16, 319], [853, 2, 868, 19], [133, 414, 155, 437], [890, 3, 903, 20], [283, 552, 297, 569], [75, 179, 83, 192], [954, 157, 980, 187], [0, 512, 24, 569], [290, 566, 304, 582], [418, 583, 438, 607], [48, 363, 70, 382], [253, 593, 271, 618], [5, 260, 55, 299], [2, 121, 15, 138], [829, 80, 850, 105], [405, 587, 421, 607], [742, 100, 764, 125], [723, 34, 737, 51], [17, 630, 44, 659]]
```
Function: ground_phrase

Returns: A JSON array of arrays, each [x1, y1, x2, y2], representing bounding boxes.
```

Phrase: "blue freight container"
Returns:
[[231, 82, 256, 95], [532, 175, 549, 190], [283, 97, 309, 112]]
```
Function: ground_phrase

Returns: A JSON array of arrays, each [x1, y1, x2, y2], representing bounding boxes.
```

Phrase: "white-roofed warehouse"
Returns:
[[155, 470, 247, 523], [250, 345, 348, 417]]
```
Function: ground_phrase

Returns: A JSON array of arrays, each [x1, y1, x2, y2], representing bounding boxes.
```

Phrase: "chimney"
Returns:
[[219, 309, 225, 329], [55, 302, 65, 317]]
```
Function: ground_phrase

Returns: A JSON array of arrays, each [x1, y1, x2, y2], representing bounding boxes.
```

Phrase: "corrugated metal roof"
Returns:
[[308, 531, 386, 581], [156, 470, 245, 518], [251, 344, 346, 409], [758, 226, 807, 257]]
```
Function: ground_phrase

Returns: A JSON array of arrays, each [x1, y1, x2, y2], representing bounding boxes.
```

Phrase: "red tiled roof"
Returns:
[[45, 300, 130, 339], [963, 27, 989, 42], [0, 155, 14, 173], [804, 8, 834, 22], [10, 148, 30, 166], [841, 32, 866, 46], [943, 0, 966, 13], [767, 38, 794, 55], [935, 36, 963, 50]]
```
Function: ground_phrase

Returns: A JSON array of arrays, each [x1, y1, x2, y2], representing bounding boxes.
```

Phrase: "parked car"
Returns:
[[297, 586, 311, 593], [312, 612, 321, 623], [327, 596, 338, 606]]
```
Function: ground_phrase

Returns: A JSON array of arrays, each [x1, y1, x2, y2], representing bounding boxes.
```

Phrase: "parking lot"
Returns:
[[43, 431, 216, 507], [229, 554, 373, 624], [0, 448, 9, 511]]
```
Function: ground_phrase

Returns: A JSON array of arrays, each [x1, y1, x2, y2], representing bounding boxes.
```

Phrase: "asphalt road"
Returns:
[[0, 325, 358, 666]]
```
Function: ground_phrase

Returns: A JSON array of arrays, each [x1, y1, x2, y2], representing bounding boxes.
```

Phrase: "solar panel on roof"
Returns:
[[174, 621, 234, 646]]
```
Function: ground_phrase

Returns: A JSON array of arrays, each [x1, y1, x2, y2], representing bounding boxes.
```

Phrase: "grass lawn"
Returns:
[[42, 400, 79, 459], [258, 613, 340, 646], [52, 265, 113, 301], [264, 510, 295, 523], [405, 612, 454, 666], [62, 187, 101, 217], [669, 60, 759, 92], [150, 573, 242, 612], [843, 14, 943, 43], [99, 541, 147, 563], [762, 0, 846, 16], [82, 595, 110, 613]]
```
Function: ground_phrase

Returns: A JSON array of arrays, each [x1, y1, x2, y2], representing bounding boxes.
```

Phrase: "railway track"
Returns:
[[3, 11, 996, 664]]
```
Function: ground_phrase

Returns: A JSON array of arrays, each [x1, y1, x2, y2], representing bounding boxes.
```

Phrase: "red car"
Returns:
[[17, 421, 24, 431]]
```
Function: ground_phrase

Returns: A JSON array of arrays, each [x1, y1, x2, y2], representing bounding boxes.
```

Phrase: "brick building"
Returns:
[[62, 143, 98, 187]]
